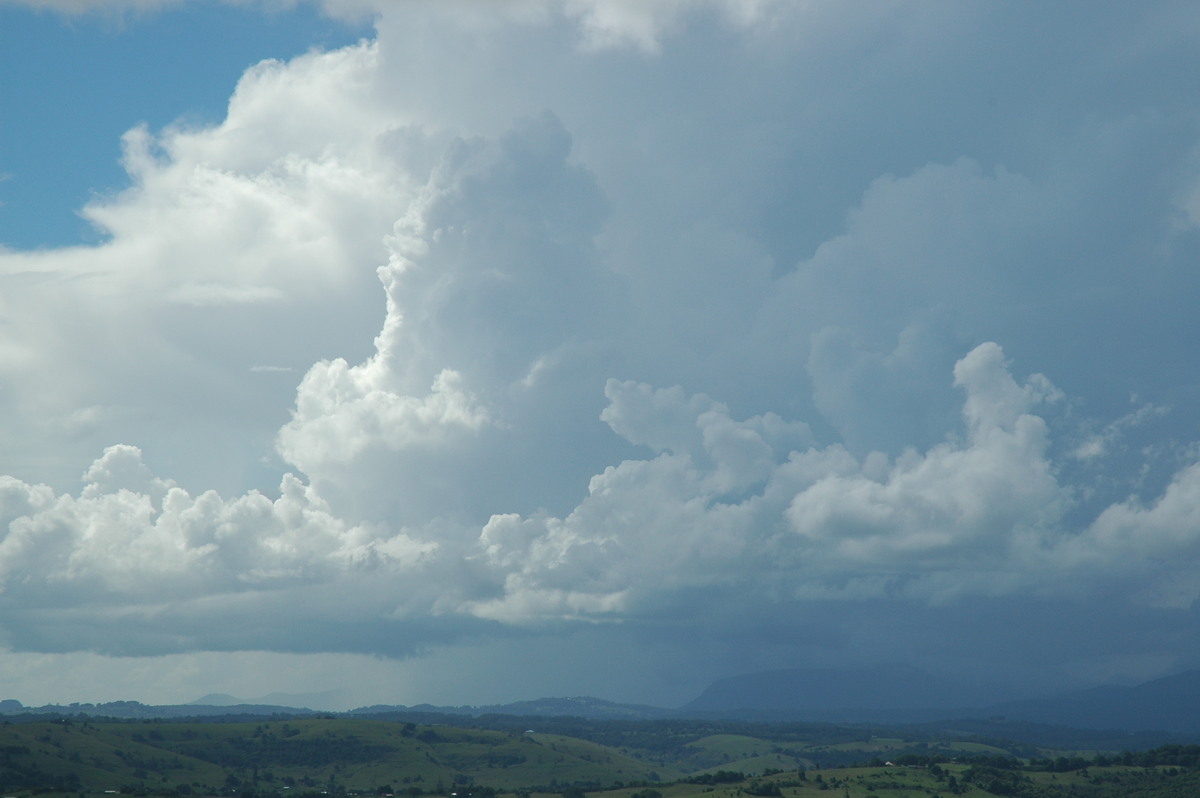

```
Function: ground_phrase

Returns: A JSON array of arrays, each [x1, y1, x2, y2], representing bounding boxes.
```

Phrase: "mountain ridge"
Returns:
[[3, 667, 1200, 733], [682, 664, 1002, 713], [679, 666, 1200, 733]]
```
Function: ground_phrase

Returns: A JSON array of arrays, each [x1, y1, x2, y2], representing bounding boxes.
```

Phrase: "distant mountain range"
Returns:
[[191, 689, 351, 712], [351, 695, 673, 720], [0, 698, 322, 719], [983, 669, 1200, 734], [5, 667, 1200, 735], [681, 664, 1000, 715], [677, 666, 1200, 734]]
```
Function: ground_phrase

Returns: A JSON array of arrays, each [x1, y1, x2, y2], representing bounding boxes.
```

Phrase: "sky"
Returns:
[[1, 0, 1200, 712]]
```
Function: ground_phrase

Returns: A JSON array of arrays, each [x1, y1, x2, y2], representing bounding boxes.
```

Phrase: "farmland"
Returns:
[[0, 714, 1197, 798]]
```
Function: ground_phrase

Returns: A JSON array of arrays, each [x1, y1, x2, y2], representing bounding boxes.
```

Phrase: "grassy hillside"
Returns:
[[0, 718, 672, 796], [0, 714, 1199, 798]]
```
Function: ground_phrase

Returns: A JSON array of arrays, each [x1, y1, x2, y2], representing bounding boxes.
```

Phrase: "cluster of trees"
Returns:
[[1101, 744, 1200, 769], [742, 780, 782, 796], [683, 770, 745, 785], [1024, 744, 1200, 773]]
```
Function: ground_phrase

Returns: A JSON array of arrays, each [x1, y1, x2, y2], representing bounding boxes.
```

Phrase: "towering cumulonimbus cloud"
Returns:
[[1, 0, 1200, 704]]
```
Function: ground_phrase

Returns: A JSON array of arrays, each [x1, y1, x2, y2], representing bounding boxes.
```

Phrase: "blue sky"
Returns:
[[0, 3, 368, 248], [1, 0, 1200, 712]]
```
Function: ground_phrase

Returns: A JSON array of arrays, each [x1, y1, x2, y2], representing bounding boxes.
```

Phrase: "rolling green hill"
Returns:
[[0, 714, 1199, 798], [0, 717, 672, 796]]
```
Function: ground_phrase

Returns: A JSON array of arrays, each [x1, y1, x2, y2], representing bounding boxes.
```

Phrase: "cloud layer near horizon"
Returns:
[[2, 0, 1200, 703]]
